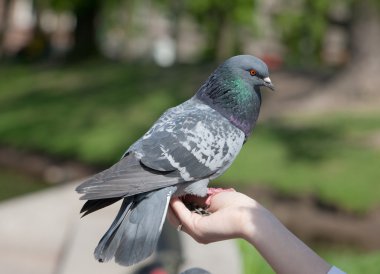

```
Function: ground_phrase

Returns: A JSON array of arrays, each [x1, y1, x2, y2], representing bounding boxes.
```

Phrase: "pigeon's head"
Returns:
[[222, 55, 274, 91], [196, 55, 273, 136]]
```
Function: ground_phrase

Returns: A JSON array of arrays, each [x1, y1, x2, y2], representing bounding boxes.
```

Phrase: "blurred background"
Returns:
[[0, 0, 380, 273]]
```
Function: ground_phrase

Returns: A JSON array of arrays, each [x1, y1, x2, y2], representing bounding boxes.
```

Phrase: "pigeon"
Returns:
[[76, 55, 274, 266]]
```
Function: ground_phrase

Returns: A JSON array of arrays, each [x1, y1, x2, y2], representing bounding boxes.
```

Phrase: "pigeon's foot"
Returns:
[[190, 205, 211, 216], [180, 195, 211, 216], [205, 187, 236, 207], [180, 188, 235, 216]]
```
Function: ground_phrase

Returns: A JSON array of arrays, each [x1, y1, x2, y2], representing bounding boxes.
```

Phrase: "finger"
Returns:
[[170, 198, 200, 234], [167, 205, 180, 227], [170, 197, 192, 221]]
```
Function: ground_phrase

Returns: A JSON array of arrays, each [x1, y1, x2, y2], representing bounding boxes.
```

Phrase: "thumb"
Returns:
[[170, 198, 202, 234], [170, 197, 192, 223]]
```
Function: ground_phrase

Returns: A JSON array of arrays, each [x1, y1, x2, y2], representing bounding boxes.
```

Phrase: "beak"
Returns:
[[263, 77, 275, 91]]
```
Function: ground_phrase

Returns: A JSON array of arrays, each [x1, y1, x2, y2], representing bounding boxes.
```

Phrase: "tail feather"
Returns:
[[94, 197, 133, 262], [94, 186, 176, 266], [80, 197, 122, 217]]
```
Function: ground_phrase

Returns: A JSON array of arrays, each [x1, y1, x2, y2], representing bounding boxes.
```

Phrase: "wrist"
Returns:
[[240, 201, 332, 274], [239, 201, 262, 242], [240, 201, 276, 246]]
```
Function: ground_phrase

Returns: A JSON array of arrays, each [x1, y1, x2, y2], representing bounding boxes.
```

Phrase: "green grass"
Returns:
[[0, 169, 48, 201], [0, 61, 210, 165], [239, 240, 380, 274], [238, 240, 274, 274], [221, 114, 380, 213], [1, 61, 380, 212], [319, 247, 380, 274]]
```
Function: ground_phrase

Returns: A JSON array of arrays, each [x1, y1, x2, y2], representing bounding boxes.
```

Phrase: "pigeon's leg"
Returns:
[[181, 187, 236, 216], [205, 187, 236, 207], [180, 195, 211, 216]]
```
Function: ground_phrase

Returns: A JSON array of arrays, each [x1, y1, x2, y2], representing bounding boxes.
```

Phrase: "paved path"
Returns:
[[0, 182, 242, 274]]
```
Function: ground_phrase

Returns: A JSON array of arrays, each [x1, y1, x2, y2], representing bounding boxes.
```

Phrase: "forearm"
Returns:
[[242, 204, 331, 274]]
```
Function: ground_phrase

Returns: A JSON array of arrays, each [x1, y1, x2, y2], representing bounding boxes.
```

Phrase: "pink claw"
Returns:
[[205, 187, 236, 207]]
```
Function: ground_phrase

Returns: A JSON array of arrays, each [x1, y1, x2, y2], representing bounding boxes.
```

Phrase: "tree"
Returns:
[[38, 0, 102, 60], [323, 0, 380, 96], [274, 0, 331, 66], [70, 0, 101, 59], [183, 0, 257, 61], [0, 0, 11, 59]]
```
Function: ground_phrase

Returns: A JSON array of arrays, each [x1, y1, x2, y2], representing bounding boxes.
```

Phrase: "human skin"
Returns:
[[168, 192, 332, 274]]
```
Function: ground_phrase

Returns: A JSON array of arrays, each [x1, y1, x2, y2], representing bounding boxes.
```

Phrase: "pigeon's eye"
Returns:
[[249, 69, 257, 76]]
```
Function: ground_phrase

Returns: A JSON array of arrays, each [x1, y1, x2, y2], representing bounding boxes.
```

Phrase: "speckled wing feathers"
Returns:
[[137, 97, 245, 182]]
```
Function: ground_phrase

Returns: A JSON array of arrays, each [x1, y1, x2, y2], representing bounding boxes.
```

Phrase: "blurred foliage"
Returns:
[[6, 0, 379, 64], [185, 0, 255, 23], [1, 62, 380, 212], [273, 0, 380, 66], [182, 0, 257, 60], [274, 0, 333, 66], [0, 169, 48, 201], [32, 0, 256, 60], [35, 0, 105, 59], [38, 0, 100, 11]]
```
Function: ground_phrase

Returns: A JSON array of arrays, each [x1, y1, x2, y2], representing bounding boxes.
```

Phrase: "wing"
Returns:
[[76, 153, 181, 200], [137, 98, 245, 181]]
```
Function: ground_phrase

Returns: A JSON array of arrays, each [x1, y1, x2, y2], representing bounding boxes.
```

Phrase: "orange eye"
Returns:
[[249, 69, 257, 76]]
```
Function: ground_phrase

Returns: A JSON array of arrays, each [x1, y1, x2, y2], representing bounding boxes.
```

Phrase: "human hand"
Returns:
[[168, 191, 261, 244]]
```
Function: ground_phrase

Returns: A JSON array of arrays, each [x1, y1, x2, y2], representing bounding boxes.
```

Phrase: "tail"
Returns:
[[94, 186, 176, 266], [80, 197, 122, 217]]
